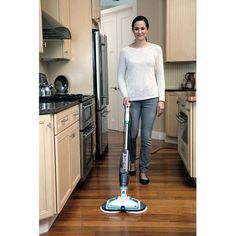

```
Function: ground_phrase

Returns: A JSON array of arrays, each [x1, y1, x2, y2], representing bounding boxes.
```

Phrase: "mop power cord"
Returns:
[[100, 104, 147, 214]]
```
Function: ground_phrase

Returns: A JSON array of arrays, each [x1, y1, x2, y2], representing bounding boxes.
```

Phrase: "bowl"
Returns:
[[54, 75, 69, 94]]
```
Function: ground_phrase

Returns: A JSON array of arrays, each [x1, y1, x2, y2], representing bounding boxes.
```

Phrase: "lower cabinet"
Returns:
[[165, 92, 183, 137], [39, 105, 81, 233], [55, 121, 80, 212], [39, 115, 56, 220]]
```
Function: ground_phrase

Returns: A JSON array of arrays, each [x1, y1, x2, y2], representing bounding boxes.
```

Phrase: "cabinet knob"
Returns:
[[47, 123, 52, 128], [70, 133, 76, 138]]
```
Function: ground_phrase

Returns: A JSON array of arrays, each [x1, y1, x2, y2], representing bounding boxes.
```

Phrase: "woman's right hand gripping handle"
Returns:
[[123, 97, 130, 106]]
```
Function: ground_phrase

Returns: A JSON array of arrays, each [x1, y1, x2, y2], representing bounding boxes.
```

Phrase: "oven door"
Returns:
[[80, 98, 95, 130], [80, 123, 96, 182], [176, 111, 190, 171]]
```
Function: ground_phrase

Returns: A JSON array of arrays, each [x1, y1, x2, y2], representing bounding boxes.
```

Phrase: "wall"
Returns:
[[40, 0, 94, 95], [101, 0, 134, 10]]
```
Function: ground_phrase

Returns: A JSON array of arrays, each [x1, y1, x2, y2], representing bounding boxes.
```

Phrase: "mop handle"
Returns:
[[124, 104, 130, 150]]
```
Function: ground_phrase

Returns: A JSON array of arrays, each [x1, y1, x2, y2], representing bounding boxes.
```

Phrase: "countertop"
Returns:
[[165, 89, 196, 102], [39, 100, 79, 115]]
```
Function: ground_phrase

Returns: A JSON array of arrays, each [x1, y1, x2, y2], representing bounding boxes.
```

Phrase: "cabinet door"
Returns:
[[55, 127, 71, 212], [55, 121, 80, 212], [165, 92, 179, 137], [69, 122, 81, 189], [58, 0, 71, 59], [39, 0, 43, 53], [39, 115, 56, 220], [165, 92, 185, 137], [41, 0, 71, 60], [166, 0, 196, 61], [91, 0, 101, 26]]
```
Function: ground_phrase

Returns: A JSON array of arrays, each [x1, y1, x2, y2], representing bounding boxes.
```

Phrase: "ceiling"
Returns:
[[100, 0, 134, 10]]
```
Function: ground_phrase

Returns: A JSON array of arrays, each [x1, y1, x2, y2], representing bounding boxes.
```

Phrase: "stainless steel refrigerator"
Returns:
[[92, 29, 109, 158]]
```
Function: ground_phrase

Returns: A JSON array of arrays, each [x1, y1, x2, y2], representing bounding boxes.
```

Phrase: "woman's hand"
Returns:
[[123, 97, 130, 105], [157, 101, 165, 117]]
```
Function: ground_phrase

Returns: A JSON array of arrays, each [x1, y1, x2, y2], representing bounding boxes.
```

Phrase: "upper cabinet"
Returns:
[[40, 0, 72, 60], [91, 0, 101, 28], [39, 1, 43, 53], [165, 0, 196, 62]]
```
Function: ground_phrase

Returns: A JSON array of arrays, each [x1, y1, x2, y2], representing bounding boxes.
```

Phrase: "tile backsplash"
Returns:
[[164, 62, 196, 89]]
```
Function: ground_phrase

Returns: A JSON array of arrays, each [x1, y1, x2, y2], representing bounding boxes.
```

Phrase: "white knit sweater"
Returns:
[[117, 44, 165, 101]]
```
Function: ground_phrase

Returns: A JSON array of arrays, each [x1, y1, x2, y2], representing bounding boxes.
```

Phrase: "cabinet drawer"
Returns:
[[54, 105, 79, 134]]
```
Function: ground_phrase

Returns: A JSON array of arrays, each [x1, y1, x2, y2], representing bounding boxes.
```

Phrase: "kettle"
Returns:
[[39, 84, 53, 97], [39, 73, 53, 97], [183, 72, 195, 90]]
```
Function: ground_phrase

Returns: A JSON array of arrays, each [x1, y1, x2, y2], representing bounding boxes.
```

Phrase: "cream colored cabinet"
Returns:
[[41, 40, 71, 61], [91, 0, 101, 27], [41, 0, 72, 60], [165, 0, 196, 61], [165, 91, 185, 137], [39, 115, 56, 220], [54, 106, 80, 212], [39, 0, 43, 53], [69, 124, 81, 189]]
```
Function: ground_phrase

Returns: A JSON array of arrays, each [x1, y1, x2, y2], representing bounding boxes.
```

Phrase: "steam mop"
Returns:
[[100, 104, 147, 213]]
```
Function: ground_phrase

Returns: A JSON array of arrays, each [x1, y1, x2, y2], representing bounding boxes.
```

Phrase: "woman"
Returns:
[[118, 16, 165, 184]]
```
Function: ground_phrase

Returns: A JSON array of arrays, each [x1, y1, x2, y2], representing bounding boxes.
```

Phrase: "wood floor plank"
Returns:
[[42, 130, 196, 236]]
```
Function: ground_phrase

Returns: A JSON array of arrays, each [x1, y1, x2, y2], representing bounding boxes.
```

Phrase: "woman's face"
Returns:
[[132, 20, 148, 42]]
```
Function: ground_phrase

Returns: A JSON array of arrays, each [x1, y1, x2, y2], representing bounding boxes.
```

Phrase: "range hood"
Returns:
[[42, 10, 71, 40]]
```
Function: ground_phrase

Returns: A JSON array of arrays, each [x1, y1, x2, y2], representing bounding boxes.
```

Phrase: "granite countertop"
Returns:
[[39, 100, 79, 115], [178, 92, 196, 102], [165, 89, 196, 102]]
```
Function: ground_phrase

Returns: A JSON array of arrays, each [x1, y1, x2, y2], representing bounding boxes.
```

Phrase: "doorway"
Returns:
[[101, 2, 137, 131]]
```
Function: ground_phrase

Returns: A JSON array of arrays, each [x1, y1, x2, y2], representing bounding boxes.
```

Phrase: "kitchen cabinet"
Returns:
[[165, 91, 185, 137], [165, 0, 196, 61], [39, 115, 56, 220], [39, 1, 44, 53], [91, 0, 101, 28], [40, 0, 72, 60], [54, 105, 80, 212], [41, 40, 71, 61]]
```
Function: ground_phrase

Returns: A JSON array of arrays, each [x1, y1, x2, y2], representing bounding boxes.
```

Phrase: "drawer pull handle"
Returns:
[[73, 113, 79, 117], [61, 118, 69, 124]]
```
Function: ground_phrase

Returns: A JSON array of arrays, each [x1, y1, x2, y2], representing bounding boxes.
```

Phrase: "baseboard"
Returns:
[[138, 130, 177, 144], [164, 136, 178, 144], [39, 215, 57, 235], [151, 131, 166, 140]]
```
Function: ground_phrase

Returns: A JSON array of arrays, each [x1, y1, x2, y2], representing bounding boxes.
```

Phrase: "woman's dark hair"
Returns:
[[131, 16, 149, 30]]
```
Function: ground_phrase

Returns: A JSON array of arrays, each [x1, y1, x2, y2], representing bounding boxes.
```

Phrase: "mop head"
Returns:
[[100, 195, 147, 214]]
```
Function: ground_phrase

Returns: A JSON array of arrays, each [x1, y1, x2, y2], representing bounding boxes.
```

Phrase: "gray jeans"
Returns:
[[128, 97, 158, 173]]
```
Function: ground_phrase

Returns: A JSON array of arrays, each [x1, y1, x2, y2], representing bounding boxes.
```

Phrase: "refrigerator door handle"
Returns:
[[95, 31, 101, 107]]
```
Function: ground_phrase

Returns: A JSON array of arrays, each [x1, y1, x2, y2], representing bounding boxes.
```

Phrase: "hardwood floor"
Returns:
[[42, 130, 196, 236]]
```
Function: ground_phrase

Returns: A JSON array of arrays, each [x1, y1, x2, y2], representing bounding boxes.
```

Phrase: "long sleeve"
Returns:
[[155, 47, 165, 101], [117, 49, 128, 97]]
